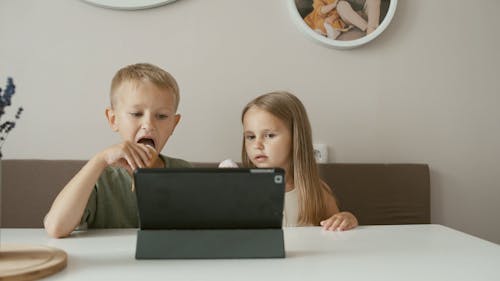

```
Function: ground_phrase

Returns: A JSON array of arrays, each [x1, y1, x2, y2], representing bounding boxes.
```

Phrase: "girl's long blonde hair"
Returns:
[[241, 91, 329, 225]]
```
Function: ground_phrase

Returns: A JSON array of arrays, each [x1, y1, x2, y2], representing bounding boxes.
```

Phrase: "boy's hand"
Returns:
[[99, 141, 157, 175], [320, 211, 358, 231]]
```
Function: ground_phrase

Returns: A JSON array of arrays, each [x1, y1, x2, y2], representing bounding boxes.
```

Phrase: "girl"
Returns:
[[241, 91, 357, 231], [304, 0, 352, 39], [304, 0, 381, 40]]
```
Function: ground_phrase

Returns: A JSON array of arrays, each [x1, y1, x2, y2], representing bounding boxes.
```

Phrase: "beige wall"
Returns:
[[1, 0, 499, 243]]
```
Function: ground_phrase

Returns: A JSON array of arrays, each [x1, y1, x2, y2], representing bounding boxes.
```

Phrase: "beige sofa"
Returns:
[[1, 160, 430, 228]]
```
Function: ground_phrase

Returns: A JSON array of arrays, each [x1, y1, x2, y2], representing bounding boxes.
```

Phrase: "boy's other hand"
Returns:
[[99, 141, 157, 175], [320, 211, 358, 231]]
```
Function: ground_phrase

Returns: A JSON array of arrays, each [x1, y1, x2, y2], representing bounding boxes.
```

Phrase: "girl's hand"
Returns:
[[320, 212, 358, 231], [218, 159, 239, 168]]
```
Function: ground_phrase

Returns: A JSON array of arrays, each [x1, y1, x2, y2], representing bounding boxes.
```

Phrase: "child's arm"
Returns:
[[365, 0, 381, 34], [319, 181, 358, 231], [43, 155, 107, 238], [44, 141, 155, 238]]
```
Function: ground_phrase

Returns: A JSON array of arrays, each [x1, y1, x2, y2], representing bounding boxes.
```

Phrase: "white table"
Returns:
[[1, 225, 499, 280]]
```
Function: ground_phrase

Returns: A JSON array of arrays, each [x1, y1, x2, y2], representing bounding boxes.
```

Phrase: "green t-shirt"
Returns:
[[79, 155, 192, 229]]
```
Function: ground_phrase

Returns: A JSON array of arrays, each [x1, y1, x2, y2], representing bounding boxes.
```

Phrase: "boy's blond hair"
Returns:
[[110, 63, 180, 111], [241, 91, 331, 226]]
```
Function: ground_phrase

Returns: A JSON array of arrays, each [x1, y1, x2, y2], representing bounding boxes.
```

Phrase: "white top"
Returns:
[[2, 225, 499, 281], [283, 188, 299, 227]]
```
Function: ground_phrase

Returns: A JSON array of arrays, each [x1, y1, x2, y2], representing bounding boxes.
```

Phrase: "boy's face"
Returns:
[[106, 80, 180, 154]]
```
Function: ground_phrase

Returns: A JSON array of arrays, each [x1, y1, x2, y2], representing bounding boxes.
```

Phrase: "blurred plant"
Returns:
[[0, 77, 23, 158]]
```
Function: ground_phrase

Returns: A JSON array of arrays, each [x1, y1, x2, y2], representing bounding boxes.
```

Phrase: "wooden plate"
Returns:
[[0, 244, 67, 281]]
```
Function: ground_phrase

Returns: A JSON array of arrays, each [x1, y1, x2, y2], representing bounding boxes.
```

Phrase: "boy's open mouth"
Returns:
[[137, 138, 156, 150]]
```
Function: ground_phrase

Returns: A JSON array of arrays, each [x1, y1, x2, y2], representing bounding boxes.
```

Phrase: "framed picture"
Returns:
[[288, 0, 397, 49], [81, 0, 178, 10]]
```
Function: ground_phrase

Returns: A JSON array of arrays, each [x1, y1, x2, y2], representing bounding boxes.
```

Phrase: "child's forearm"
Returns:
[[44, 154, 108, 238]]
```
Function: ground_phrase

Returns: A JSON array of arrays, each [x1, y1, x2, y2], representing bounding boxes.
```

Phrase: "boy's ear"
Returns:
[[105, 107, 119, 132], [172, 114, 181, 131]]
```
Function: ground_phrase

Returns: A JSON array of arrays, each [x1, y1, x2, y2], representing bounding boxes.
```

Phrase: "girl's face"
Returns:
[[243, 106, 292, 171], [107, 80, 180, 154]]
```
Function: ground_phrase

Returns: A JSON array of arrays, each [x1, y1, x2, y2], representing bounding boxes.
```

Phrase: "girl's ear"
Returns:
[[105, 107, 119, 132]]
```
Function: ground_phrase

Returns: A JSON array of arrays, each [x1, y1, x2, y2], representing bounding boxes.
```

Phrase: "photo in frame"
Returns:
[[81, 0, 178, 10], [288, 0, 397, 49]]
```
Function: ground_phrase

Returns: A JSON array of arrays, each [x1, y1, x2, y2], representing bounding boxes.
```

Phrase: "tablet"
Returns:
[[134, 168, 285, 229]]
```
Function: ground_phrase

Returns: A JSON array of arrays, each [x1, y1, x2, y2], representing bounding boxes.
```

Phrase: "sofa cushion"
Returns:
[[318, 164, 430, 225], [1, 160, 429, 227], [2, 160, 86, 228]]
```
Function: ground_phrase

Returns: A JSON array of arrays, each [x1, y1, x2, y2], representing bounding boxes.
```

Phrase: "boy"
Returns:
[[44, 63, 191, 238]]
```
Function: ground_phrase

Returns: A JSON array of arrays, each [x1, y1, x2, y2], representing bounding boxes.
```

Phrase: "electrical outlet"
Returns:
[[313, 143, 328, 163]]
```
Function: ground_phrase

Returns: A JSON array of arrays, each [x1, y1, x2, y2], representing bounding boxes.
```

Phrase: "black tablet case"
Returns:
[[134, 168, 285, 259]]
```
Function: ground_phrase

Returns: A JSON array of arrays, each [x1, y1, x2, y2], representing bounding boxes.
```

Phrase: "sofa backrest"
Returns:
[[2, 160, 86, 228], [193, 162, 430, 225], [1, 160, 429, 227], [318, 164, 430, 225]]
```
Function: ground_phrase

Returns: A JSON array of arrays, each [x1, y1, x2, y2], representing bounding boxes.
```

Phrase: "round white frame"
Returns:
[[81, 0, 178, 10], [288, 0, 397, 49]]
